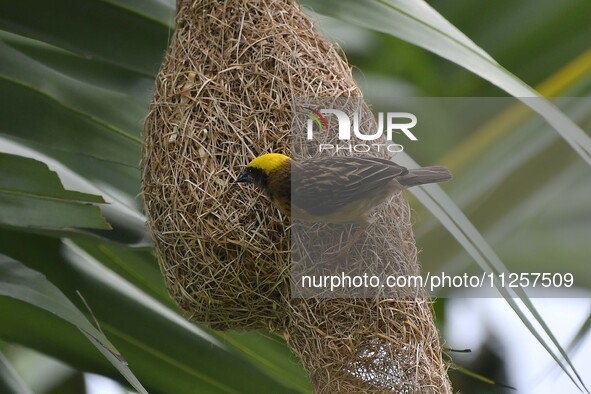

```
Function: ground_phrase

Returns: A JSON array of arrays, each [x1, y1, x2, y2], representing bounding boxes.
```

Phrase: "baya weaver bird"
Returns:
[[236, 153, 451, 255]]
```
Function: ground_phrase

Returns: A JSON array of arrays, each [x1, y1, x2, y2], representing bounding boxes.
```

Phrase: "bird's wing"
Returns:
[[291, 156, 408, 216]]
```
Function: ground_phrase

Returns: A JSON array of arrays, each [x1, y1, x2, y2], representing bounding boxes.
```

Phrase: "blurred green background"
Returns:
[[0, 0, 590, 393]]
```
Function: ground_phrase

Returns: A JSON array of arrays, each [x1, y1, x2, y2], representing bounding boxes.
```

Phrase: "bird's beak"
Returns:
[[235, 170, 252, 183]]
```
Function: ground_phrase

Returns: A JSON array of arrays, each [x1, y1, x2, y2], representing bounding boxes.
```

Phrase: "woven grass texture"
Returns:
[[142, 0, 452, 392]]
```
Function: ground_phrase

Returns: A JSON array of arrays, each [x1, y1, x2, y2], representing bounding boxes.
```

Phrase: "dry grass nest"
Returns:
[[142, 0, 452, 392]]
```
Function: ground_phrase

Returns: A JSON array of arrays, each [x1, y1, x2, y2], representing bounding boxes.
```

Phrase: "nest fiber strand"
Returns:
[[142, 0, 452, 392]]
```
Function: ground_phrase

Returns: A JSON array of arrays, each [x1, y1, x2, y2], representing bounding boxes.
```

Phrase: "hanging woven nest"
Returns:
[[142, 0, 452, 392]]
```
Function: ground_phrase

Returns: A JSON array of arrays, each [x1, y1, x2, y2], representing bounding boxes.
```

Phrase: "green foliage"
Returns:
[[0, 0, 589, 392]]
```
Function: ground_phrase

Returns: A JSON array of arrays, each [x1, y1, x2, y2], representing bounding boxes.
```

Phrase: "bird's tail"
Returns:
[[397, 166, 452, 188]]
